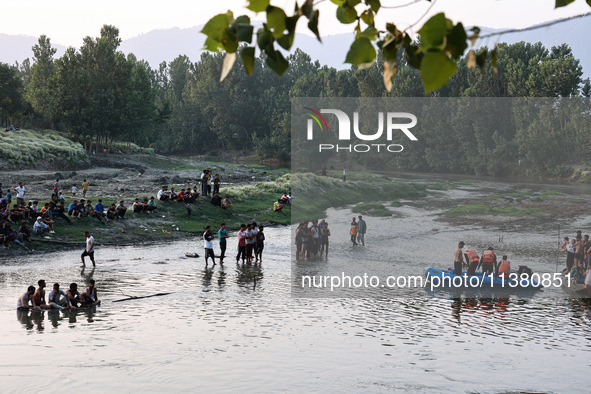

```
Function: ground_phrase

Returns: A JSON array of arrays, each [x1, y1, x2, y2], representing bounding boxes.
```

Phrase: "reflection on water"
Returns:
[[16, 306, 98, 331], [0, 217, 590, 391]]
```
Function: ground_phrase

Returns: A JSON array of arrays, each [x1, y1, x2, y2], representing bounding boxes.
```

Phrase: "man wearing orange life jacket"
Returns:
[[479, 247, 497, 275], [464, 249, 480, 276], [498, 255, 510, 278]]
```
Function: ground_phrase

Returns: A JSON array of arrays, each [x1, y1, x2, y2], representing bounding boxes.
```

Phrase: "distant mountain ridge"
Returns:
[[1, 17, 589, 79]]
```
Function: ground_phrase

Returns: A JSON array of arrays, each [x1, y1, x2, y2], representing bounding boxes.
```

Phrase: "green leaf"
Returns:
[[221, 29, 238, 53], [420, 50, 457, 93], [220, 52, 236, 82], [265, 50, 289, 76], [337, 5, 358, 24], [233, 15, 251, 25], [555, 0, 576, 7], [366, 0, 381, 12], [360, 10, 374, 25], [277, 15, 300, 50], [236, 24, 254, 43], [587, 0, 591, 6], [267, 6, 287, 39], [418, 12, 447, 49], [359, 26, 378, 41], [257, 26, 274, 51], [345, 36, 376, 65], [381, 39, 397, 61], [201, 13, 232, 41], [240, 46, 255, 75], [349, 0, 362, 6], [403, 39, 422, 69], [203, 37, 223, 52], [307, 10, 321, 42], [445, 22, 467, 60], [247, 0, 270, 12], [330, 0, 346, 5]]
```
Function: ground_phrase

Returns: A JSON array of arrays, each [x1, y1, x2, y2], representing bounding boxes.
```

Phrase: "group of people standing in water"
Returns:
[[558, 230, 591, 285]]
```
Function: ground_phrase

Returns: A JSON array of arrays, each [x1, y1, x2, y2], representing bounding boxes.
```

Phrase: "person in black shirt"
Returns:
[[210, 193, 222, 207]]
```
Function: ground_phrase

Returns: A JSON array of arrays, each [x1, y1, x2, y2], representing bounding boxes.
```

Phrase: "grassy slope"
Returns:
[[0, 129, 87, 167]]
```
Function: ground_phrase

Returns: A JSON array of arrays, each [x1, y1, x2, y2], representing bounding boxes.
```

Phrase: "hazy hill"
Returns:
[[1, 17, 589, 78]]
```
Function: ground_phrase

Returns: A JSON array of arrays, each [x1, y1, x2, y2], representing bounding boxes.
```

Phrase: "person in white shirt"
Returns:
[[157, 186, 170, 201], [203, 225, 215, 266], [14, 182, 26, 206], [81, 231, 95, 268], [33, 217, 49, 236]]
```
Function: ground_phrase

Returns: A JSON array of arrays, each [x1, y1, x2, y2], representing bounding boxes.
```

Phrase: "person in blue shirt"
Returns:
[[357, 215, 367, 246], [94, 200, 105, 213], [67, 200, 81, 218], [218, 223, 229, 264]]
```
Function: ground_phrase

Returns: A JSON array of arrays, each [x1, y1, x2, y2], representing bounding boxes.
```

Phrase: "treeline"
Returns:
[[0, 24, 590, 174]]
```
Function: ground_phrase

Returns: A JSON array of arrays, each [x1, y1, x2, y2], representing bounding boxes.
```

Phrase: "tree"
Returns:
[[27, 35, 57, 128], [202, 0, 591, 93], [0, 63, 26, 127]]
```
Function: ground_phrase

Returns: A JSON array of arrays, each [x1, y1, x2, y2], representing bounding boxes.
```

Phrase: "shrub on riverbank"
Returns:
[[0, 129, 87, 168]]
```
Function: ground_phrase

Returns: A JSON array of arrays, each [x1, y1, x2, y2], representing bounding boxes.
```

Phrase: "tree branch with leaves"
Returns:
[[201, 0, 591, 93]]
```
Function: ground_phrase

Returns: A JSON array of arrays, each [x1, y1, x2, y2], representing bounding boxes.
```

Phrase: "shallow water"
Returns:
[[2, 179, 591, 393]]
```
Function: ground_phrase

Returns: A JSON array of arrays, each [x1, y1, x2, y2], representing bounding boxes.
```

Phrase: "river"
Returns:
[[1, 177, 590, 393]]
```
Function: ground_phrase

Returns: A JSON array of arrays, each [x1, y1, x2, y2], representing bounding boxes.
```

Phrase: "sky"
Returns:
[[0, 0, 589, 46]]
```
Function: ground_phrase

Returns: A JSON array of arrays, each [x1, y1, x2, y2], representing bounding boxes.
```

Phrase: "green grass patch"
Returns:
[[482, 194, 504, 201], [569, 199, 586, 203], [137, 155, 199, 171], [352, 202, 392, 217], [453, 180, 476, 185], [506, 191, 535, 199], [292, 172, 425, 221], [446, 203, 546, 217], [391, 200, 403, 207], [426, 182, 449, 190]]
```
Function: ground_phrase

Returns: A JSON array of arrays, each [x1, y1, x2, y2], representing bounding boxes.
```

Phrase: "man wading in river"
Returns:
[[203, 225, 216, 266], [454, 241, 465, 276], [81, 231, 96, 268]]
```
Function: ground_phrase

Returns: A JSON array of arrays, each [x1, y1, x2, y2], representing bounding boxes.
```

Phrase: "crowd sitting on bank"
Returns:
[[0, 170, 288, 249], [17, 279, 100, 311]]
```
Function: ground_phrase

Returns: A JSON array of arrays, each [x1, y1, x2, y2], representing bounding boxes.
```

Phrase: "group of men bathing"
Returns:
[[17, 279, 100, 311]]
